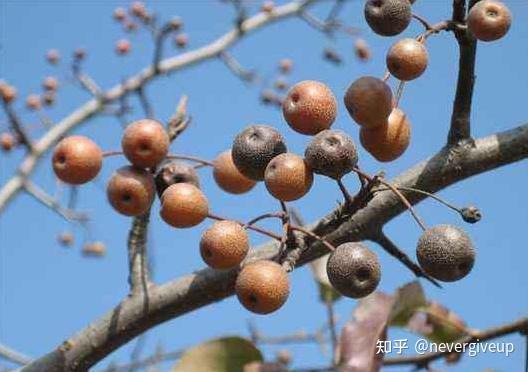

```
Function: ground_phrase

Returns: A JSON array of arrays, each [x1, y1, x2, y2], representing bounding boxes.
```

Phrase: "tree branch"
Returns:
[[127, 211, 153, 297], [0, 343, 32, 366]]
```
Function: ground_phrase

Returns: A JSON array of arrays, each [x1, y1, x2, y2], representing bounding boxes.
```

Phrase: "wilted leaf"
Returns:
[[388, 281, 427, 327], [407, 302, 468, 343], [310, 254, 341, 303]]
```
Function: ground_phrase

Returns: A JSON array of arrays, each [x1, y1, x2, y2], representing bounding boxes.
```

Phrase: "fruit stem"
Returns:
[[412, 13, 434, 30], [245, 212, 285, 227], [375, 186, 461, 213], [289, 225, 335, 252], [102, 150, 123, 158], [207, 212, 283, 241], [166, 154, 215, 167], [336, 178, 354, 206]]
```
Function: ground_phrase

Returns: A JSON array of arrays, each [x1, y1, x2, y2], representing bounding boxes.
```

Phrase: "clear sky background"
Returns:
[[0, 1, 527, 371]]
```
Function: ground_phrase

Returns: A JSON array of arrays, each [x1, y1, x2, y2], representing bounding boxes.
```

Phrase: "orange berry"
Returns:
[[467, 0, 511, 42], [200, 220, 249, 269], [344, 76, 393, 128], [264, 153, 313, 201], [354, 38, 371, 61], [107, 166, 156, 216], [58, 231, 74, 247], [213, 150, 256, 194], [160, 183, 208, 228], [121, 119, 170, 168], [0, 83, 17, 104], [279, 59, 293, 74], [82, 241, 106, 257], [387, 38, 428, 81], [52, 136, 102, 184], [154, 160, 200, 197]]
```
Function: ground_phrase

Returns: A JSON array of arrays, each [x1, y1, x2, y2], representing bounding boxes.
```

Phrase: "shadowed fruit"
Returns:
[[122, 119, 170, 168], [200, 220, 249, 269], [213, 150, 256, 194], [344, 76, 393, 128], [416, 224, 475, 282], [364, 0, 412, 36], [235, 260, 289, 314], [154, 160, 200, 197], [326, 242, 381, 298], [282, 80, 337, 135], [264, 153, 313, 201], [387, 39, 428, 81], [107, 166, 155, 216], [467, 0, 511, 42], [160, 183, 208, 228], [52, 136, 102, 184]]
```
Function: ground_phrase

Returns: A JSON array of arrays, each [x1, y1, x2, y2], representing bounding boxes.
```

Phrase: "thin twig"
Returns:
[[136, 87, 154, 119], [245, 212, 285, 227], [207, 213, 283, 241], [167, 95, 190, 141], [127, 211, 153, 297], [1, 100, 33, 151], [0, 343, 32, 366], [218, 51, 256, 82], [290, 225, 335, 252], [325, 298, 338, 367], [166, 154, 214, 167]]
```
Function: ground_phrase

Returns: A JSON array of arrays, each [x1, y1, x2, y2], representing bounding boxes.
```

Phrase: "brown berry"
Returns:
[[364, 0, 412, 37], [124, 21, 138, 32], [387, 39, 428, 81], [121, 119, 170, 168], [354, 38, 371, 61], [113, 7, 127, 21], [1, 132, 16, 152], [344, 76, 393, 128], [130, 1, 146, 17], [154, 160, 200, 197], [74, 48, 87, 61], [467, 0, 511, 42], [279, 59, 293, 74], [107, 166, 155, 216], [46, 49, 60, 65], [42, 76, 59, 91], [200, 220, 249, 269], [175, 34, 188, 48], [43, 91, 56, 106], [0, 83, 17, 104], [213, 150, 256, 194], [160, 183, 208, 228], [264, 153, 313, 201], [26, 94, 41, 110], [58, 231, 74, 247], [52, 136, 102, 184], [169, 17, 183, 31], [82, 241, 106, 257], [116, 39, 131, 55]]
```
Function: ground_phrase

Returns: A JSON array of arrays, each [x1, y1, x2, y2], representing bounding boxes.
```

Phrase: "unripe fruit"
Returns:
[[121, 119, 170, 168], [279, 59, 293, 74], [42, 76, 59, 91], [416, 224, 475, 282], [467, 1, 511, 42], [107, 166, 155, 216], [213, 150, 256, 194], [82, 241, 106, 257], [264, 153, 313, 201], [326, 242, 381, 298], [344, 76, 393, 128], [46, 49, 60, 65], [282, 80, 337, 136], [1, 132, 15, 152], [304, 129, 358, 179], [364, 0, 412, 37], [175, 34, 188, 48], [115, 39, 131, 55], [235, 260, 289, 314], [200, 220, 249, 269], [160, 183, 208, 228], [154, 160, 200, 197], [52, 136, 102, 184], [360, 108, 411, 162], [232, 125, 287, 181], [354, 38, 371, 61], [26, 94, 41, 110], [386, 39, 428, 81]]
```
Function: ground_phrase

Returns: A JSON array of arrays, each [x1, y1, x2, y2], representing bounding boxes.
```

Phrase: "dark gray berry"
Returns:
[[460, 206, 481, 224], [364, 0, 412, 37], [154, 160, 200, 197]]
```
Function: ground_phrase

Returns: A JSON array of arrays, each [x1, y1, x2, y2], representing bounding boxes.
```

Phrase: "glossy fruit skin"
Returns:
[[52, 136, 102, 184], [386, 39, 428, 81], [122, 119, 170, 168], [154, 160, 200, 197], [200, 220, 249, 269], [344, 76, 393, 128], [364, 0, 412, 37], [232, 125, 287, 181], [213, 150, 256, 194], [467, 0, 511, 42], [360, 108, 411, 162], [264, 153, 313, 201], [416, 224, 475, 282], [160, 183, 208, 228], [235, 260, 289, 314], [107, 166, 156, 216], [326, 242, 381, 298], [282, 80, 337, 135], [304, 129, 358, 179]]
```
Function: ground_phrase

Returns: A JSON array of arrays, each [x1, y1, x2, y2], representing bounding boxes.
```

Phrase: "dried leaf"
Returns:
[[310, 254, 341, 303], [408, 302, 468, 343], [388, 281, 427, 326]]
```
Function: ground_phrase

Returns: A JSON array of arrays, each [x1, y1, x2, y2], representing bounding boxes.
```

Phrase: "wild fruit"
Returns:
[[58, 231, 74, 247], [115, 39, 131, 55], [344, 76, 393, 128], [213, 150, 256, 194], [416, 224, 475, 282], [386, 39, 428, 81], [130, 1, 146, 17], [160, 183, 208, 228], [264, 153, 313, 201], [52, 136, 102, 184], [0, 83, 17, 103], [282, 80, 337, 135], [74, 48, 87, 61], [279, 59, 293, 74], [107, 166, 156, 216], [235, 260, 289, 314], [467, 0, 511, 42], [326, 242, 381, 298], [1, 132, 15, 152], [364, 0, 412, 37], [304, 129, 358, 179], [43, 91, 56, 106], [122, 119, 170, 168], [354, 38, 371, 61], [82, 241, 106, 257], [154, 160, 200, 197], [26, 94, 41, 110], [175, 34, 188, 48], [46, 49, 60, 65], [200, 220, 249, 269], [360, 108, 411, 162], [42, 76, 59, 91], [113, 7, 126, 21], [232, 125, 287, 181]]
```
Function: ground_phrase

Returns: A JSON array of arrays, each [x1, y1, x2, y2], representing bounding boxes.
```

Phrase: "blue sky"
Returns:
[[0, 0, 527, 371]]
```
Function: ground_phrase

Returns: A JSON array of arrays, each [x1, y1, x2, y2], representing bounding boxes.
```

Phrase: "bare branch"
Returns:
[[127, 211, 153, 297], [167, 95, 189, 141], [219, 51, 256, 82], [1, 100, 33, 151], [0, 343, 32, 366]]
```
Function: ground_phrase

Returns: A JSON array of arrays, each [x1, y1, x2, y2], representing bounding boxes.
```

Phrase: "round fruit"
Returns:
[[467, 0, 511, 42], [416, 224, 475, 282], [52, 136, 102, 184], [1, 132, 15, 152], [232, 125, 287, 181], [107, 166, 155, 216], [154, 160, 200, 197], [264, 153, 313, 201], [26, 94, 41, 110], [364, 0, 412, 36], [279, 59, 293, 74], [42, 76, 59, 91], [82, 241, 106, 257], [122, 119, 170, 168], [160, 183, 208, 228], [213, 150, 256, 194], [282, 80, 337, 135], [235, 260, 289, 314], [304, 129, 358, 179], [115, 39, 131, 55], [386, 38, 428, 81], [360, 108, 411, 162], [175, 34, 188, 48], [326, 242, 381, 298], [0, 83, 17, 103], [344, 76, 393, 128], [354, 38, 371, 61], [46, 49, 60, 65], [200, 220, 249, 269]]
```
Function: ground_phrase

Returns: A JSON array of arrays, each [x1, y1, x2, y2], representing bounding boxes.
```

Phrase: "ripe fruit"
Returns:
[[344, 76, 393, 128], [364, 0, 412, 37], [386, 39, 428, 81], [279, 59, 293, 74], [42, 76, 59, 91], [282, 80, 337, 135], [175, 34, 188, 48], [46, 49, 60, 65], [264, 153, 313, 201], [200, 220, 249, 269], [82, 241, 106, 257], [52, 136, 102, 184], [0, 83, 17, 103], [58, 231, 74, 247], [115, 39, 131, 55], [235, 260, 289, 314], [113, 7, 126, 21], [154, 160, 200, 197], [360, 108, 411, 162], [107, 166, 156, 216], [213, 150, 256, 194], [121, 119, 170, 168], [232, 125, 287, 181], [416, 224, 475, 282], [326, 242, 381, 298], [304, 129, 358, 179], [1, 132, 15, 152], [467, 1, 511, 42], [354, 38, 371, 61], [26, 94, 41, 110], [160, 183, 208, 228]]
